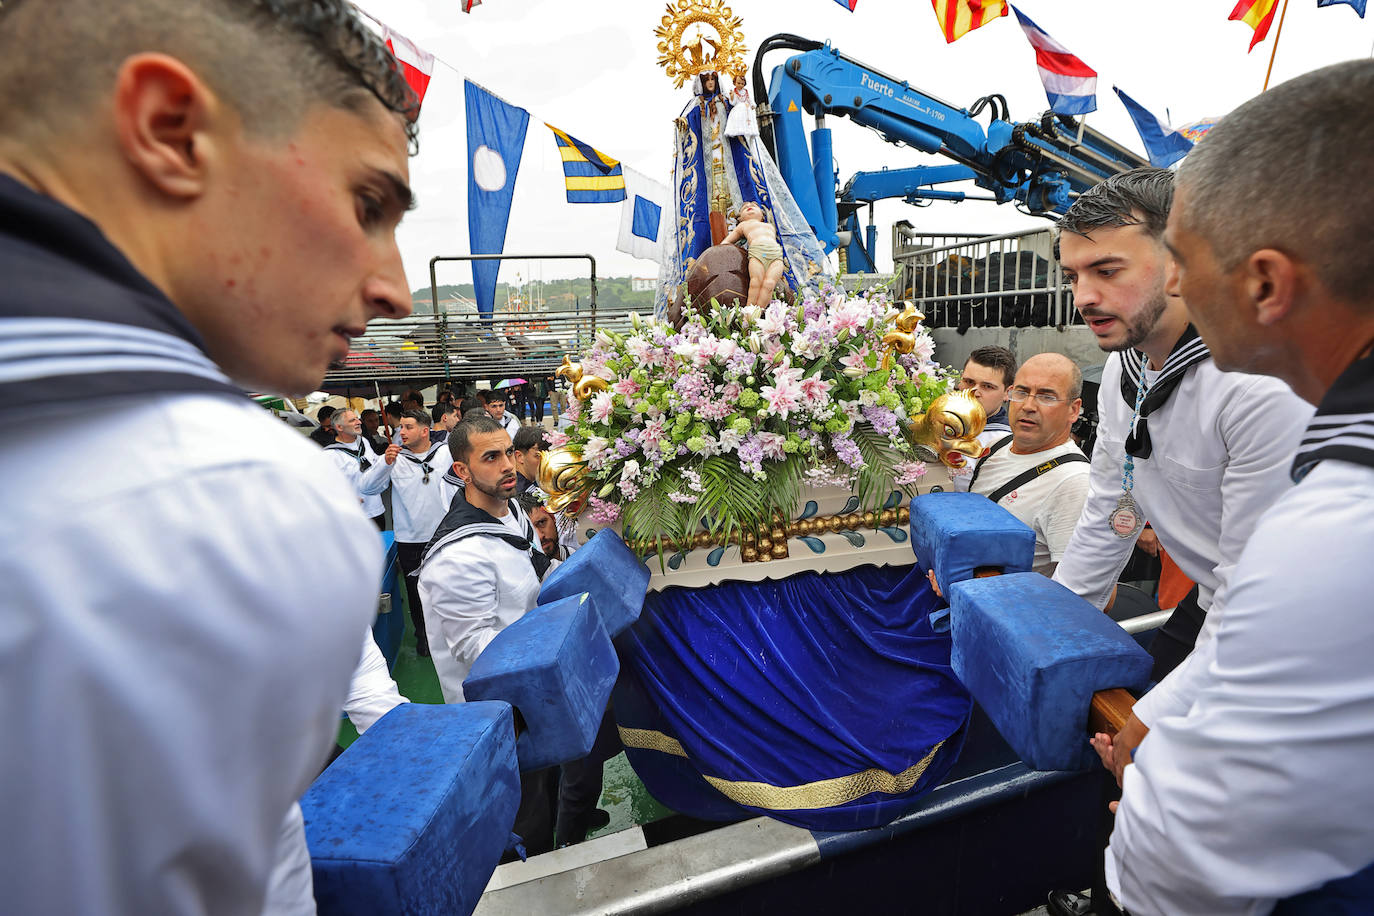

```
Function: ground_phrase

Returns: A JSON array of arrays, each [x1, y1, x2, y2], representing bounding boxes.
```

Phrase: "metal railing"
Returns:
[[320, 306, 641, 391], [891, 225, 1080, 330]]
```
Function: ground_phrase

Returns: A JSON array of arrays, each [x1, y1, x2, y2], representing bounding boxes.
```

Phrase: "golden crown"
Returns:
[[654, 0, 748, 89]]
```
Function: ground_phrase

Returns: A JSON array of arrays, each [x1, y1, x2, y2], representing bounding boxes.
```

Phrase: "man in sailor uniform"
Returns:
[[418, 414, 558, 850], [1050, 168, 1313, 769], [324, 408, 400, 529], [0, 1, 417, 912], [1102, 60, 1374, 916], [390, 409, 452, 657]]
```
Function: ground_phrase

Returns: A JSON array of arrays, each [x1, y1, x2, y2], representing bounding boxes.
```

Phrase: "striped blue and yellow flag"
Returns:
[[547, 123, 626, 203]]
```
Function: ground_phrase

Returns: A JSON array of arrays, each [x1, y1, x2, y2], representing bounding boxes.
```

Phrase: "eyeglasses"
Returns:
[[1007, 387, 1066, 406]]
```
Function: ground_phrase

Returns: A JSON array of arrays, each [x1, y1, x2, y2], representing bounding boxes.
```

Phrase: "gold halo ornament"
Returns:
[[655, 0, 748, 89]]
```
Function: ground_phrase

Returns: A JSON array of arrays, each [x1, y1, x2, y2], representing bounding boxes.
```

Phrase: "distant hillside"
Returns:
[[411, 276, 656, 313]]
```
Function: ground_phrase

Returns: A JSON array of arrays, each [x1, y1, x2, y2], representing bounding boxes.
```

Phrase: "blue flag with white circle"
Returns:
[[465, 80, 529, 316]]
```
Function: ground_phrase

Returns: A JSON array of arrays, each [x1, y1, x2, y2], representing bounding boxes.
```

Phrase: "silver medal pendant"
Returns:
[[1109, 493, 1144, 539]]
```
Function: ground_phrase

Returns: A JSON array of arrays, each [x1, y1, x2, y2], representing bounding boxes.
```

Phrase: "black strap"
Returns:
[[969, 435, 1088, 503], [966, 435, 1014, 492]]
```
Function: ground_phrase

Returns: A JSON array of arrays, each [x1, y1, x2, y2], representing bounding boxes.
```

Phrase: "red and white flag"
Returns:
[[382, 26, 435, 108], [1010, 5, 1096, 116], [462, 0, 482, 12]]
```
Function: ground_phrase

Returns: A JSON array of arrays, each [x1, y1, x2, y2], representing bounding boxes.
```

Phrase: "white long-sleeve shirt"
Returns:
[[1108, 459, 1374, 914], [417, 510, 543, 704], [1053, 356, 1312, 727], [1, 393, 380, 916], [263, 631, 407, 914], [388, 441, 451, 543], [322, 437, 392, 518]]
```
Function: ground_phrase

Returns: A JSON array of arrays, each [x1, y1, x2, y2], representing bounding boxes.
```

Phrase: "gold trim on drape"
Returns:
[[618, 725, 945, 811]]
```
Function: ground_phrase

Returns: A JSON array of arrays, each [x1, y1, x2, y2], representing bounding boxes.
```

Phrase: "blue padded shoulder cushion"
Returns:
[[302, 701, 519, 916], [909, 491, 1035, 591], [538, 529, 650, 637], [464, 592, 619, 771], [949, 573, 1153, 771]]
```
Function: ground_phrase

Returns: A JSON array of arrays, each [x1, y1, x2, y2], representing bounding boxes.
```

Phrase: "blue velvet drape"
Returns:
[[615, 562, 972, 831]]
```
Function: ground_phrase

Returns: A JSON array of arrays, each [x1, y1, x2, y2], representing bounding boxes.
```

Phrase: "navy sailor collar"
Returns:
[[1118, 323, 1212, 458], [1292, 349, 1374, 482], [0, 174, 244, 409], [422, 486, 550, 580]]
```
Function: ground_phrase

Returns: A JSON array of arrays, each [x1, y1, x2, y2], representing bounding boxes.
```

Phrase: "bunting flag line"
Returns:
[[1230, 0, 1280, 49], [930, 0, 1007, 42], [617, 168, 671, 263], [379, 24, 435, 109], [1317, 0, 1366, 16], [833, 0, 859, 10], [1113, 87, 1195, 169], [465, 80, 530, 317], [546, 125, 626, 203], [1011, 6, 1097, 115]]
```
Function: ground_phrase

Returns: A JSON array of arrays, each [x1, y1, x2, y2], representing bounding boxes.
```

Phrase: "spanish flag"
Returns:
[[547, 124, 627, 204], [1229, 0, 1279, 50], [931, 0, 1008, 43]]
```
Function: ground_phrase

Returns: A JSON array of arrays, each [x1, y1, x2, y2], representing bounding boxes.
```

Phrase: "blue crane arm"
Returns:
[[756, 38, 1147, 270]]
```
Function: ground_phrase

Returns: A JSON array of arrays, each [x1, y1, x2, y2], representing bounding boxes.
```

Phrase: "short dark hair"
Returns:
[[400, 409, 430, 427], [965, 346, 1017, 388], [360, 408, 379, 421], [1054, 167, 1174, 261], [448, 414, 506, 464], [516, 490, 549, 515], [315, 405, 337, 421], [462, 408, 491, 423], [459, 396, 484, 414], [1177, 60, 1374, 304], [478, 389, 505, 405], [512, 425, 548, 452], [383, 401, 404, 420], [0, 0, 419, 149], [431, 403, 455, 424]]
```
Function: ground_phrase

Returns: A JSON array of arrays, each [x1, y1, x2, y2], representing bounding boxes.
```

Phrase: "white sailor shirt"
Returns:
[[418, 508, 544, 704], [262, 630, 406, 914], [1107, 458, 1374, 914], [1052, 356, 1312, 727], [388, 442, 451, 543], [1, 394, 380, 916], [323, 436, 392, 518]]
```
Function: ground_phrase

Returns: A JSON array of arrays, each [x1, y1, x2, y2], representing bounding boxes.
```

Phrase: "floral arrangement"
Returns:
[[547, 285, 954, 556]]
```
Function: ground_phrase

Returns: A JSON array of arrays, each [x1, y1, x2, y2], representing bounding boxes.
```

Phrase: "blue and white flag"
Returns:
[[1113, 87, 1195, 169], [616, 167, 670, 263], [465, 80, 529, 316]]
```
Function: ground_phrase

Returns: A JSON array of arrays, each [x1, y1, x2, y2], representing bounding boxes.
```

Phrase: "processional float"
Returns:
[[297, 3, 1150, 912]]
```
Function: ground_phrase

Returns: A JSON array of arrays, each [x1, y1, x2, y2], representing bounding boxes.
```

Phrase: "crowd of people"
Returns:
[[2, 0, 1372, 912]]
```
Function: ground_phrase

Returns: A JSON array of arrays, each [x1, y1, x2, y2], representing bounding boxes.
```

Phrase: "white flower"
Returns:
[[672, 341, 700, 361], [718, 428, 742, 453], [622, 458, 642, 482], [858, 390, 879, 407]]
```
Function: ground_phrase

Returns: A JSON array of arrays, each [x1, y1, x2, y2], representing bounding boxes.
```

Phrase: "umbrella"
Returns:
[[494, 378, 528, 389]]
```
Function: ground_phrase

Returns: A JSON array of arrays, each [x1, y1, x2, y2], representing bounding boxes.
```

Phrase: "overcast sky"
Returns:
[[353, 0, 1373, 292]]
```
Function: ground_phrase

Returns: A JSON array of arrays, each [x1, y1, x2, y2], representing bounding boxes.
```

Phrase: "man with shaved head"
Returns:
[[0, 1, 416, 912], [1101, 60, 1374, 915], [968, 353, 1090, 575]]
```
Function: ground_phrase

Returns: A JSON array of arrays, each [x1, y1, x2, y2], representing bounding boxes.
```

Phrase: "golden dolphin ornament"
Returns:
[[556, 355, 609, 402], [880, 303, 925, 370], [538, 444, 593, 517], [909, 389, 987, 469]]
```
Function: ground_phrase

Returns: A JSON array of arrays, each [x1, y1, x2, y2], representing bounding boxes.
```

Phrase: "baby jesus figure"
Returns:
[[721, 201, 785, 308]]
